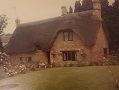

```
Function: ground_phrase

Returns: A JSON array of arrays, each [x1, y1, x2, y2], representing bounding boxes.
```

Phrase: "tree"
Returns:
[[82, 0, 93, 11], [113, 0, 119, 8], [0, 15, 8, 52], [0, 15, 8, 35], [100, 0, 109, 22], [74, 0, 82, 13], [101, 0, 119, 51], [0, 15, 9, 73], [69, 6, 73, 13], [110, 0, 119, 50], [100, 0, 109, 9]]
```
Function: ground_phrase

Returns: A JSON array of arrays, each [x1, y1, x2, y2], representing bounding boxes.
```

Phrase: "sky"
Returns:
[[0, 0, 114, 34]]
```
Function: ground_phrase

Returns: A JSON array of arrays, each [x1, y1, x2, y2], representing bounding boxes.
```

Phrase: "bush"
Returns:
[[39, 63, 46, 68], [19, 64, 26, 74], [108, 55, 119, 65], [30, 64, 37, 71], [109, 60, 119, 65], [78, 62, 86, 67], [7, 70, 17, 77]]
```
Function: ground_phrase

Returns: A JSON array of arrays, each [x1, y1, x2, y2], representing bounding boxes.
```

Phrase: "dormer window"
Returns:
[[26, 57, 32, 62], [64, 31, 73, 41], [36, 45, 41, 50], [19, 57, 23, 61]]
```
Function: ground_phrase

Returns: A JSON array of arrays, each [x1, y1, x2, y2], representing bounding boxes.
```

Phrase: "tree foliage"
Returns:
[[100, 0, 109, 21], [69, 6, 73, 13], [0, 15, 8, 52], [100, 0, 109, 9], [108, 0, 119, 51], [0, 15, 8, 35], [98, 0, 119, 51], [82, 0, 93, 11], [113, 0, 119, 8], [74, 0, 82, 13]]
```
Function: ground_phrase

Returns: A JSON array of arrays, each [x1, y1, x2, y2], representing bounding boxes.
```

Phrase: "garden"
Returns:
[[0, 66, 119, 90], [0, 52, 119, 90]]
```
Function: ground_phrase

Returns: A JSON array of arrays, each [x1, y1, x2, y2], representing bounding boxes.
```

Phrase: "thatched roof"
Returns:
[[6, 10, 103, 54]]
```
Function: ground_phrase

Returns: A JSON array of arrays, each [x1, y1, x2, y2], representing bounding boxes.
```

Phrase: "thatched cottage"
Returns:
[[6, 0, 109, 66]]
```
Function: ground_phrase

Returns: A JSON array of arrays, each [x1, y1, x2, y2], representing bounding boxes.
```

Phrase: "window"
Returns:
[[103, 48, 107, 58], [26, 57, 32, 62], [63, 51, 76, 61], [36, 45, 41, 50], [19, 57, 23, 61], [64, 32, 73, 41]]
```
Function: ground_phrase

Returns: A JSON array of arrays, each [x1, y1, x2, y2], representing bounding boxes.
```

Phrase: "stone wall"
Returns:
[[50, 31, 90, 66], [91, 23, 109, 63], [9, 50, 48, 66]]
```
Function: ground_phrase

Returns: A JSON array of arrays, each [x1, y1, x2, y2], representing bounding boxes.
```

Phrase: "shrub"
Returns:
[[64, 62, 67, 67], [39, 63, 46, 68], [108, 55, 119, 65], [7, 70, 17, 77], [30, 64, 37, 71], [78, 62, 86, 67], [19, 64, 26, 74]]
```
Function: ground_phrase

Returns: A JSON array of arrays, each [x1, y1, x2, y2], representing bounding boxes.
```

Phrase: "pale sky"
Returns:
[[0, 0, 114, 34]]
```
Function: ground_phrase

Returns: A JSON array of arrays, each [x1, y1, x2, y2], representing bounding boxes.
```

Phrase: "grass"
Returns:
[[0, 66, 119, 90]]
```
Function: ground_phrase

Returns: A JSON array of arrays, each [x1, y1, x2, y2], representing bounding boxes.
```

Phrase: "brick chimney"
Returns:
[[93, 0, 101, 20], [61, 6, 68, 16], [15, 17, 20, 27]]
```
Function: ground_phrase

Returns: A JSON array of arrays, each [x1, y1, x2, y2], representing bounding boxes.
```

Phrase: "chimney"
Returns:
[[93, 0, 101, 20], [61, 6, 68, 16], [15, 17, 20, 27]]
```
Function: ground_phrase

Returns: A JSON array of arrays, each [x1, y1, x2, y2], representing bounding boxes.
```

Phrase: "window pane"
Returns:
[[28, 57, 32, 62], [26, 57, 32, 62], [63, 52, 66, 61], [64, 32, 68, 41], [68, 52, 72, 60], [19, 57, 23, 61], [72, 52, 76, 61], [63, 51, 76, 61], [68, 32, 73, 41]]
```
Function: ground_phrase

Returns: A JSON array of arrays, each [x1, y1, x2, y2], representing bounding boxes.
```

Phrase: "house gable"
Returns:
[[50, 31, 89, 65]]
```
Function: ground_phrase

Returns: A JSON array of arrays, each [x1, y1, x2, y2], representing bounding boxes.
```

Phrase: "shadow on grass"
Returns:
[[0, 84, 19, 90]]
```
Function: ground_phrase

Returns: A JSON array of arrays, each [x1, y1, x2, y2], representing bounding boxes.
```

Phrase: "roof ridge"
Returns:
[[17, 10, 93, 28], [18, 16, 63, 27]]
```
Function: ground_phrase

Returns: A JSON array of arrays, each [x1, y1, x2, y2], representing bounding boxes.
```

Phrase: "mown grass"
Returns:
[[0, 66, 119, 90]]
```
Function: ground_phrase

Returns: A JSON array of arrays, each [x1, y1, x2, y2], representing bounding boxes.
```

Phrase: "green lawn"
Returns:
[[0, 66, 119, 90]]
